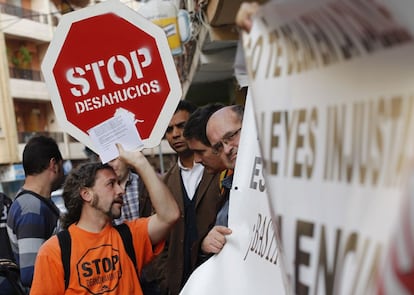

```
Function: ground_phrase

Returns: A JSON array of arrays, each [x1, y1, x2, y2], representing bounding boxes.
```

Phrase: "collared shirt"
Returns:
[[114, 172, 140, 225], [178, 158, 204, 200], [219, 169, 233, 195], [216, 170, 234, 227]]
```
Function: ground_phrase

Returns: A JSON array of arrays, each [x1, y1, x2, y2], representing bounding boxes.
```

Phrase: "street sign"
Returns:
[[41, 0, 182, 152]]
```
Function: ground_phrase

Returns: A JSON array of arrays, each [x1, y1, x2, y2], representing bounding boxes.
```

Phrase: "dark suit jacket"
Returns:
[[158, 162, 221, 295], [137, 176, 153, 218]]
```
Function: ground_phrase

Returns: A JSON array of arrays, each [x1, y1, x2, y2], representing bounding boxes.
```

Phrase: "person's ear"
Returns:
[[49, 158, 58, 172], [80, 187, 92, 202]]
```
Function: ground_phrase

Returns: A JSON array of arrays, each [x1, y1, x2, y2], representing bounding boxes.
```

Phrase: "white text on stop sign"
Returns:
[[66, 48, 151, 96]]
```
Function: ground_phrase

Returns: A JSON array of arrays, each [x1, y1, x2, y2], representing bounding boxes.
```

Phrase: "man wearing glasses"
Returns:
[[207, 105, 244, 170], [200, 105, 244, 256]]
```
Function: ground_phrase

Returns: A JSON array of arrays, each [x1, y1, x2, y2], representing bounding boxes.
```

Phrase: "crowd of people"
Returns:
[[0, 99, 245, 295], [0, 2, 258, 294]]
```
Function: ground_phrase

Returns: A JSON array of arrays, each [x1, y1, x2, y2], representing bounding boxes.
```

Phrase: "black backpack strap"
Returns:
[[57, 224, 137, 291], [115, 223, 139, 278], [0, 259, 26, 295], [57, 230, 71, 290], [0, 193, 4, 218], [0, 193, 14, 261]]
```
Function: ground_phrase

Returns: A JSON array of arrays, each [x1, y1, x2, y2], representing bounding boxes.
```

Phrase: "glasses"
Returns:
[[211, 128, 241, 153]]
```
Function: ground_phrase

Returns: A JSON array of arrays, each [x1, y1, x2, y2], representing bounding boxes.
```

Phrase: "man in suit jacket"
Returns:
[[151, 101, 221, 295]]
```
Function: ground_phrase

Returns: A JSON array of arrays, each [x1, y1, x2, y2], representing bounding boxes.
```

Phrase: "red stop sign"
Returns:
[[42, 0, 181, 151]]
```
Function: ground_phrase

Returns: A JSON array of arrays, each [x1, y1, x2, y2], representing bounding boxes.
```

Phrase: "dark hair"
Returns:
[[22, 135, 63, 176], [175, 100, 197, 115], [183, 103, 225, 146], [61, 162, 112, 229]]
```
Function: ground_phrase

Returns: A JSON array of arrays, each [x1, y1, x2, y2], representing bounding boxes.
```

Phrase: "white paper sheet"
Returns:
[[88, 108, 144, 163]]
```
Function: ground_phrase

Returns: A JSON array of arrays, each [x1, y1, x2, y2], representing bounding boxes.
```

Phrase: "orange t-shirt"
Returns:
[[31, 218, 164, 295]]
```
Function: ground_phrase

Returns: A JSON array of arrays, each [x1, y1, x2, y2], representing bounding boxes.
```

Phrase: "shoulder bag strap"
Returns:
[[115, 223, 139, 279], [58, 224, 137, 290], [57, 229, 71, 290]]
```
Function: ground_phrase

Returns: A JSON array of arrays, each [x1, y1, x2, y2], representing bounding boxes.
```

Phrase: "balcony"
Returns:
[[0, 3, 54, 42], [17, 131, 63, 144], [0, 3, 49, 24], [16, 131, 87, 161], [9, 68, 43, 81], [172, 0, 245, 105], [9, 68, 48, 100]]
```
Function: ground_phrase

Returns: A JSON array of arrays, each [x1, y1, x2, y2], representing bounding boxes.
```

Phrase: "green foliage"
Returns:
[[10, 46, 32, 68]]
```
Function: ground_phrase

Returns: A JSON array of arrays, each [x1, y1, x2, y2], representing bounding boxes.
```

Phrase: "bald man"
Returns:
[[206, 105, 244, 169], [200, 105, 244, 257]]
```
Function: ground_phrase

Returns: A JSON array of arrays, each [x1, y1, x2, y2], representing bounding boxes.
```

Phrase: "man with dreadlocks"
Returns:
[[30, 144, 179, 295]]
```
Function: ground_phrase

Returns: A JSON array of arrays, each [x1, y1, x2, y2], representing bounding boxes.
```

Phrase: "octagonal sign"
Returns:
[[77, 245, 121, 293], [41, 0, 181, 152]]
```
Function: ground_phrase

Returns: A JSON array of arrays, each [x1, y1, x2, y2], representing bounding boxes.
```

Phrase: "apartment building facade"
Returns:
[[0, 0, 72, 194], [0, 0, 247, 195]]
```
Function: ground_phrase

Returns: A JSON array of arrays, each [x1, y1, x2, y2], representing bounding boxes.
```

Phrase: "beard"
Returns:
[[51, 165, 65, 192], [91, 193, 122, 219]]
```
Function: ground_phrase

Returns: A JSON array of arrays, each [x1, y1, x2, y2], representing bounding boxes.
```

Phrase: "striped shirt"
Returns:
[[114, 172, 140, 225], [6, 190, 60, 288]]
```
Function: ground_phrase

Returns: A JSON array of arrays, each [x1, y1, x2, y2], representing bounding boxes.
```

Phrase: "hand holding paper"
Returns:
[[115, 143, 149, 173], [88, 108, 144, 163]]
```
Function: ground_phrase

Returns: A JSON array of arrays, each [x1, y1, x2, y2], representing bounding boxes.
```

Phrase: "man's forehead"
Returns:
[[208, 109, 237, 140], [96, 168, 117, 181], [168, 119, 186, 128], [169, 110, 190, 124]]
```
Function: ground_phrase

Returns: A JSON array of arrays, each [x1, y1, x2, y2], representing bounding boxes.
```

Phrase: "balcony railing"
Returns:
[[0, 3, 49, 24], [18, 132, 64, 144], [9, 68, 43, 81]]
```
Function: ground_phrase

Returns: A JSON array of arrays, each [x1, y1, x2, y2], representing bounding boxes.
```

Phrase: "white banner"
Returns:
[[244, 0, 414, 294], [180, 95, 286, 294]]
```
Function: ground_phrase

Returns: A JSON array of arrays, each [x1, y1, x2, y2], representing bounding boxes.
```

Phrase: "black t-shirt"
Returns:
[[0, 193, 13, 261], [0, 192, 20, 295]]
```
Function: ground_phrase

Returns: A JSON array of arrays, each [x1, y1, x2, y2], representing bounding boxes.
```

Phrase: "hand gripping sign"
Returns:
[[41, 0, 182, 154]]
